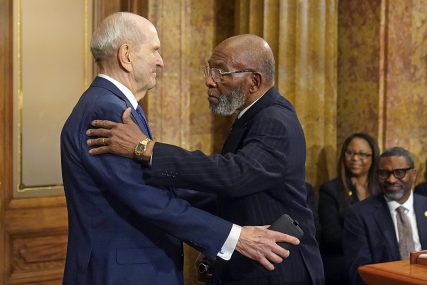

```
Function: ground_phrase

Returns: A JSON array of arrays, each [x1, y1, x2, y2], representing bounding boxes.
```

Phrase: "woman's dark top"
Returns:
[[318, 178, 360, 285]]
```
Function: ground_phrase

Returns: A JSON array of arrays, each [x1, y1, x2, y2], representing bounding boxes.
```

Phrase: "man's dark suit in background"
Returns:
[[343, 147, 427, 285], [343, 193, 427, 285], [415, 182, 427, 197]]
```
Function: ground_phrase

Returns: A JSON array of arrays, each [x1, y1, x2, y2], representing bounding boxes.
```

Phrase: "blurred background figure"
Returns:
[[318, 132, 380, 285]]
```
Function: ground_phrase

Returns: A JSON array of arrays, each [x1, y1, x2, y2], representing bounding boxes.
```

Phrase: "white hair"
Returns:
[[90, 12, 146, 65]]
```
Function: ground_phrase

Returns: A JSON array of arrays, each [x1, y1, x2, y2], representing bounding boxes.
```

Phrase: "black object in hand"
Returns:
[[197, 257, 215, 284], [269, 214, 304, 250]]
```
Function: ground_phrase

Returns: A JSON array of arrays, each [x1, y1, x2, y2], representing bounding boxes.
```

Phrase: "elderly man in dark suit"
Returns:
[[343, 147, 427, 285], [61, 13, 298, 285], [87, 34, 323, 284]]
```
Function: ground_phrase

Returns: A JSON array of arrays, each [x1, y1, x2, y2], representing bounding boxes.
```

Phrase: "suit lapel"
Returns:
[[221, 87, 284, 154], [91, 76, 147, 133], [221, 120, 246, 154], [373, 195, 401, 259], [414, 194, 427, 248]]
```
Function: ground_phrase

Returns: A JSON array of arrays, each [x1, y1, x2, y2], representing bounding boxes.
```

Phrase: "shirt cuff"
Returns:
[[217, 224, 241, 260]]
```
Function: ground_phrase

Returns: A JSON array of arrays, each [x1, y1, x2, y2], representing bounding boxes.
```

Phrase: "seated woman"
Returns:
[[318, 133, 380, 285]]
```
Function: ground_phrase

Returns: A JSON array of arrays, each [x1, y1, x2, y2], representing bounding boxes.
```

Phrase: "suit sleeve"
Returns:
[[80, 99, 232, 259], [318, 183, 344, 252], [343, 206, 372, 285], [146, 113, 293, 198]]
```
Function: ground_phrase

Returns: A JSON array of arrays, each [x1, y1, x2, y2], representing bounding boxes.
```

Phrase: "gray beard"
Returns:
[[383, 188, 405, 201], [210, 88, 245, 116]]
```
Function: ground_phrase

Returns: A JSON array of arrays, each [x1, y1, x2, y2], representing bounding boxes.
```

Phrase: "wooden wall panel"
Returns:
[[1, 1, 121, 284], [1, 0, 14, 283], [7, 232, 67, 284]]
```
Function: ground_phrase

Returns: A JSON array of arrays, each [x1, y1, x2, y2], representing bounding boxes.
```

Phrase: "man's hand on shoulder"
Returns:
[[236, 226, 300, 271], [86, 107, 151, 159]]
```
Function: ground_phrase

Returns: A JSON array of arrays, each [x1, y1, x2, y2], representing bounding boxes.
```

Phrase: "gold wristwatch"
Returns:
[[134, 138, 152, 160]]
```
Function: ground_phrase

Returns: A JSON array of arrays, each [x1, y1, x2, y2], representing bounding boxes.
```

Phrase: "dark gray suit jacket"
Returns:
[[145, 87, 324, 285]]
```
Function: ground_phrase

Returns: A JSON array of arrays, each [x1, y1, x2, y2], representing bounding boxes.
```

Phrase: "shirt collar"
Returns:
[[386, 190, 414, 213], [98, 74, 138, 110], [237, 95, 263, 119]]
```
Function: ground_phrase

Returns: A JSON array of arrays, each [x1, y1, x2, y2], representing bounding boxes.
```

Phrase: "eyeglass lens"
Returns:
[[345, 150, 372, 159], [203, 67, 221, 82], [377, 168, 412, 179]]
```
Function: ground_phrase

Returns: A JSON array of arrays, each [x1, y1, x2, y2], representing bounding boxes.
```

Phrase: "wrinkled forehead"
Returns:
[[208, 45, 243, 69]]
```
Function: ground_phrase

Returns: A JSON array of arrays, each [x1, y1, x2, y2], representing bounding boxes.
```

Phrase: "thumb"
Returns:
[[122, 107, 132, 124]]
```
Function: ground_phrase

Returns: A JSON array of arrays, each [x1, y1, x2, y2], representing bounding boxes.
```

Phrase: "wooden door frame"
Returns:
[[0, 0, 13, 281]]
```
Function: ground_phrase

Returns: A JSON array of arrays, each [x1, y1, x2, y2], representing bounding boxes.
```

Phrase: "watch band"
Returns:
[[134, 138, 152, 160]]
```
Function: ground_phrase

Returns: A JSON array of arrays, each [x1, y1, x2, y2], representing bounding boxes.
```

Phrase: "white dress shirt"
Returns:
[[386, 191, 422, 251]]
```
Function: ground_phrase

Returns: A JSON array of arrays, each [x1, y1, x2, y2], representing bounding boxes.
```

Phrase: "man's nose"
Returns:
[[386, 173, 399, 183], [205, 75, 216, 87], [157, 55, 164, 68]]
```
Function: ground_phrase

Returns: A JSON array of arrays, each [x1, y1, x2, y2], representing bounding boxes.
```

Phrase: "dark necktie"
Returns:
[[396, 206, 415, 259], [136, 105, 152, 139]]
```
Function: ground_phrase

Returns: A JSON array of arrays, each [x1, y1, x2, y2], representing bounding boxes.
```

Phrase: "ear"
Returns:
[[118, 43, 132, 73], [248, 72, 262, 93]]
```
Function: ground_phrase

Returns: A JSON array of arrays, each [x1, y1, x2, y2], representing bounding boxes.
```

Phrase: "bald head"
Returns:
[[215, 34, 275, 83], [90, 12, 152, 67]]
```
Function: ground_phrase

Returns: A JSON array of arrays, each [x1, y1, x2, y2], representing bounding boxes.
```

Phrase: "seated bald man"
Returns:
[[87, 34, 324, 284]]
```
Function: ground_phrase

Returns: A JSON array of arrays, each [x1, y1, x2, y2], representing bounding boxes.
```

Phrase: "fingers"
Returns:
[[122, 107, 133, 123], [257, 256, 275, 271], [236, 226, 297, 271], [270, 231, 300, 246], [86, 128, 111, 138], [87, 137, 109, 147], [88, 146, 110, 155], [90, 119, 118, 129], [266, 248, 285, 264]]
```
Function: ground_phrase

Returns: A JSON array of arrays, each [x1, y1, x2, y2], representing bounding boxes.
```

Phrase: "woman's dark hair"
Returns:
[[337, 132, 380, 209]]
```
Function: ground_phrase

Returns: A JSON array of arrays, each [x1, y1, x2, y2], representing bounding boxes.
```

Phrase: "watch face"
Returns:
[[135, 139, 150, 156], [135, 143, 145, 154], [136, 144, 143, 151]]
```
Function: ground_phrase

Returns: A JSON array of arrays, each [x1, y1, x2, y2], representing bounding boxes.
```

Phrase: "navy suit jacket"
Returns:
[[343, 193, 427, 285], [145, 87, 324, 284], [61, 77, 232, 285], [415, 182, 427, 197]]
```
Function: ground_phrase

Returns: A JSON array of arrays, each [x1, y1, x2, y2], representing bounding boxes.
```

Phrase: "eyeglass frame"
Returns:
[[376, 167, 414, 180], [344, 150, 373, 160], [203, 66, 256, 83]]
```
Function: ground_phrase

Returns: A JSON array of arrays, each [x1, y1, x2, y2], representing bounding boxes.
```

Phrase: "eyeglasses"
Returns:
[[203, 66, 255, 83], [377, 167, 413, 180], [344, 150, 372, 160]]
